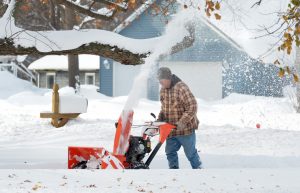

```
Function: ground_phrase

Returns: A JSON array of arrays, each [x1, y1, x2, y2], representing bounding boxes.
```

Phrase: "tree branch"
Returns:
[[55, 0, 116, 20], [251, 0, 262, 8], [0, 37, 147, 65], [170, 23, 195, 55], [0, 24, 195, 65], [93, 0, 128, 10], [0, 4, 8, 17]]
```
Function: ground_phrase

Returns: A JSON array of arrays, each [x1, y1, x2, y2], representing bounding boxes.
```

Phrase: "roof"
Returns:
[[113, 0, 157, 33], [115, 1, 245, 54], [28, 55, 99, 71], [115, 1, 290, 64], [200, 17, 244, 52]]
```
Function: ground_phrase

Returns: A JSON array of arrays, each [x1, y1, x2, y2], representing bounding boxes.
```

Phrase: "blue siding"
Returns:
[[164, 22, 240, 62], [100, 57, 113, 96], [119, 4, 166, 39]]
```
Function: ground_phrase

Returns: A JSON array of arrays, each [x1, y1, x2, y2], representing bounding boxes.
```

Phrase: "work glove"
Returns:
[[157, 113, 166, 122], [175, 121, 186, 130]]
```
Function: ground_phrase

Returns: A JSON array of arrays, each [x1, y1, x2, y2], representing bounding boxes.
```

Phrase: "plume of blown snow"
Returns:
[[123, 8, 199, 111]]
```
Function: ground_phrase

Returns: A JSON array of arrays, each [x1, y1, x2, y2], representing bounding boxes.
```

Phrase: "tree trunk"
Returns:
[[49, 0, 58, 30], [65, 7, 79, 88], [68, 54, 79, 89], [68, 56, 79, 88]]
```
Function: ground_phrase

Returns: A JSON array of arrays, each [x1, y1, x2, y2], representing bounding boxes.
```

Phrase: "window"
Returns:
[[85, 73, 95, 85], [46, 72, 55, 89]]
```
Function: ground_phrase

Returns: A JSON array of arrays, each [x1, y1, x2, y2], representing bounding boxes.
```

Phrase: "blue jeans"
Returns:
[[165, 131, 202, 169]]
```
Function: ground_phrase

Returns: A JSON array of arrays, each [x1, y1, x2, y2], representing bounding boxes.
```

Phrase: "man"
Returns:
[[157, 67, 202, 169]]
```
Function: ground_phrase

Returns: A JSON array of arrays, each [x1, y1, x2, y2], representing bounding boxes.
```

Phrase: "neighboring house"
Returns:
[[0, 56, 36, 83], [99, 2, 289, 101], [29, 55, 99, 89]]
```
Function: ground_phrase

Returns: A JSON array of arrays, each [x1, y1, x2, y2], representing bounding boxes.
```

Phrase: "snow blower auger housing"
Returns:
[[68, 110, 176, 169]]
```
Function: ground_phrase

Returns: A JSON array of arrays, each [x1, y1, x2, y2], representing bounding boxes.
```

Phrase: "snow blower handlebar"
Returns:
[[113, 117, 175, 169], [144, 122, 176, 167], [128, 112, 176, 168]]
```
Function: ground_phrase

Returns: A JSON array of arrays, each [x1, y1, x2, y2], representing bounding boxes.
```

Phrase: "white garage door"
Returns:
[[160, 61, 222, 101]]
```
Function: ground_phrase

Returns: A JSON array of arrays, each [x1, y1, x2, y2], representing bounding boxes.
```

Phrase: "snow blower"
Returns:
[[68, 110, 176, 169]]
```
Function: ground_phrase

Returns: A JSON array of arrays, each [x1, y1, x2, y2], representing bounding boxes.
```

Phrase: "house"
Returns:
[[99, 2, 288, 101], [28, 55, 99, 89], [0, 56, 36, 83]]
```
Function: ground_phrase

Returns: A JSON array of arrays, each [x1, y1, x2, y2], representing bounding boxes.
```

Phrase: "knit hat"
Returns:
[[157, 67, 172, 80]]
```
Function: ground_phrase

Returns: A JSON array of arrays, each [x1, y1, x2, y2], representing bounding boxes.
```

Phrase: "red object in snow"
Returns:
[[256, 123, 261, 129]]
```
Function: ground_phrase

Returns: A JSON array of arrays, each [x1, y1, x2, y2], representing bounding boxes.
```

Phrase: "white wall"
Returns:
[[113, 61, 223, 101], [160, 61, 223, 101], [113, 62, 142, 97]]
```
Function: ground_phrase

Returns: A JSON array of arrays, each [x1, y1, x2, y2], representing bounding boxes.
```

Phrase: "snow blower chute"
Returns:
[[68, 110, 176, 169]]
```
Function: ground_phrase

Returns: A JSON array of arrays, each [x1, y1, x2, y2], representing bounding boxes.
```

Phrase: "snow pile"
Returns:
[[0, 71, 45, 99], [200, 93, 300, 132], [0, 71, 105, 112], [7, 91, 51, 106], [79, 85, 110, 100]]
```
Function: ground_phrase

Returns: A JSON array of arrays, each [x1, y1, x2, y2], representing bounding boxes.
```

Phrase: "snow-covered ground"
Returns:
[[1, 71, 300, 192], [1, 169, 299, 193]]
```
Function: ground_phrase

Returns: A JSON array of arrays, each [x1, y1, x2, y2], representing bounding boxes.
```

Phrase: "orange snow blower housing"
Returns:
[[68, 110, 176, 169]]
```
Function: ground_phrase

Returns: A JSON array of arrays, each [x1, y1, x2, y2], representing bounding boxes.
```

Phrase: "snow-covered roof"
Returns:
[[113, 0, 156, 33], [200, 17, 244, 52], [112, 0, 244, 57], [28, 55, 99, 71]]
